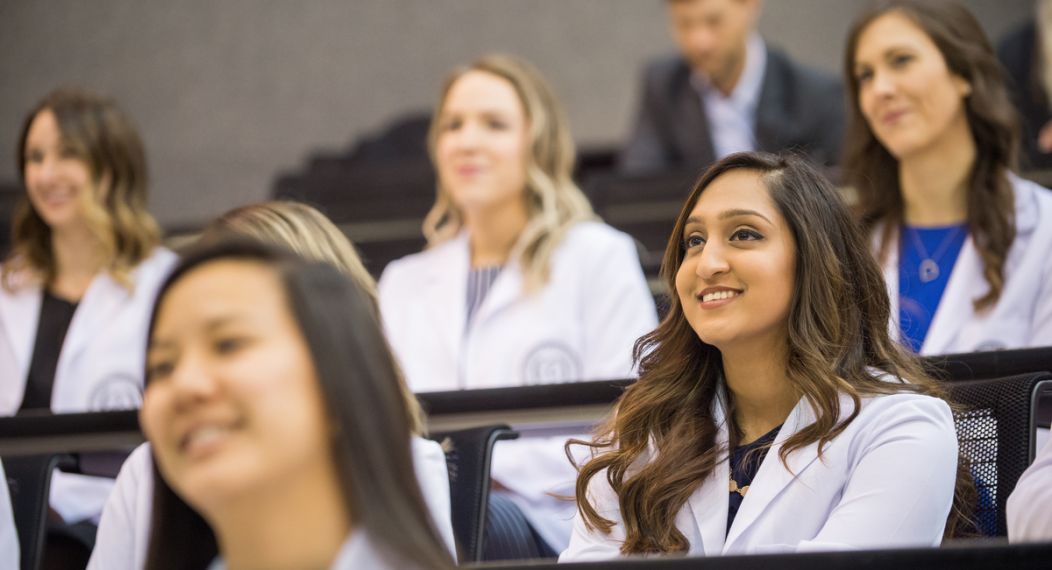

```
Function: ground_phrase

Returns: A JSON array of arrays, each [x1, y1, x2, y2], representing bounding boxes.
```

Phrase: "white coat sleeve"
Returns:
[[1007, 434, 1052, 542], [411, 437, 457, 558], [0, 461, 19, 570], [797, 396, 958, 550], [578, 231, 657, 380], [559, 466, 629, 562], [1028, 249, 1052, 347], [87, 443, 154, 570]]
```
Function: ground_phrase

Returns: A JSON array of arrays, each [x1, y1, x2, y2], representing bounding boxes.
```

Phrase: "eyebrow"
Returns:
[[686, 209, 774, 225], [149, 315, 244, 351]]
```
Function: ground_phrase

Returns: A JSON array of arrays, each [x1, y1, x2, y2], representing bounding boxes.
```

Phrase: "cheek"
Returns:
[[139, 389, 173, 453]]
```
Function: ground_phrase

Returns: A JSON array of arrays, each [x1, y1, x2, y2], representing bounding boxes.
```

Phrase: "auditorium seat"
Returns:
[[948, 372, 1052, 536]]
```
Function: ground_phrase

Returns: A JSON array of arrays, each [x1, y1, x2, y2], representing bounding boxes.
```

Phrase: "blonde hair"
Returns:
[[202, 201, 377, 302], [3, 88, 161, 290], [424, 54, 595, 289], [201, 200, 424, 434]]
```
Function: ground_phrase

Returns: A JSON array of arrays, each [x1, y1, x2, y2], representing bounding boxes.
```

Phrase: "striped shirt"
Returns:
[[466, 265, 502, 324]]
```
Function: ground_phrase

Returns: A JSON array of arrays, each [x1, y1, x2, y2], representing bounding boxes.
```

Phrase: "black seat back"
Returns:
[[947, 372, 1052, 536], [429, 424, 518, 563], [4, 454, 76, 570]]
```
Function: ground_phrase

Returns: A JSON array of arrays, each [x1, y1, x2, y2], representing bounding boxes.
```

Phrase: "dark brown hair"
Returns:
[[842, 0, 1018, 311], [570, 152, 966, 554], [143, 240, 453, 570], [4, 88, 161, 289]]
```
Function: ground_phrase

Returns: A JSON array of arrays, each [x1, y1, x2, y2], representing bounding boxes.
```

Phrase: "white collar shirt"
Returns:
[[692, 33, 768, 160]]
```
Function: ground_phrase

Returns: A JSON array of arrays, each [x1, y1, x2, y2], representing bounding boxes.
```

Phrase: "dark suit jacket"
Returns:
[[619, 45, 845, 174], [998, 20, 1052, 171]]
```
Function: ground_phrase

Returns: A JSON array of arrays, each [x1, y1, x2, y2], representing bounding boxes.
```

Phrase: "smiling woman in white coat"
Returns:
[[139, 240, 454, 570], [88, 202, 456, 568], [0, 89, 175, 538], [378, 54, 657, 551], [561, 152, 963, 561], [843, 0, 1052, 355]]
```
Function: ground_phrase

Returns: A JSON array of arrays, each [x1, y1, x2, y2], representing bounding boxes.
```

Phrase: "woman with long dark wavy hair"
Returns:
[[844, 0, 1052, 355], [139, 240, 454, 569], [561, 152, 962, 560]]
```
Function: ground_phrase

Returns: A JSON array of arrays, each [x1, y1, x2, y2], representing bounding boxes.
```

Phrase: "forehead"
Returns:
[[442, 70, 523, 116], [669, 0, 744, 21], [26, 110, 60, 144], [855, 11, 940, 62], [156, 260, 287, 329], [687, 169, 779, 220]]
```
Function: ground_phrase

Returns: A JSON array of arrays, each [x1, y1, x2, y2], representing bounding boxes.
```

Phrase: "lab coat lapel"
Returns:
[[920, 236, 979, 355], [422, 235, 469, 361], [470, 260, 522, 328], [723, 397, 825, 551], [58, 272, 127, 373], [685, 390, 732, 556], [0, 282, 43, 382]]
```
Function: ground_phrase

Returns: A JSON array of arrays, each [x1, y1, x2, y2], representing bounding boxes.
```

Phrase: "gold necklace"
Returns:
[[729, 478, 749, 497]]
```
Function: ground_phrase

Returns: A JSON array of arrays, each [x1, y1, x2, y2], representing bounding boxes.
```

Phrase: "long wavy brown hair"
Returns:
[[570, 152, 971, 554], [3, 88, 161, 291], [842, 0, 1019, 312]]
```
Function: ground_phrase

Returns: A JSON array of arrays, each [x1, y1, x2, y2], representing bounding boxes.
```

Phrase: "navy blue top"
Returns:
[[727, 424, 781, 532], [898, 224, 968, 353]]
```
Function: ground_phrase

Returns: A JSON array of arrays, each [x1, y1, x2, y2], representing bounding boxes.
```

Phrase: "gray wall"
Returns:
[[0, 0, 1032, 228]]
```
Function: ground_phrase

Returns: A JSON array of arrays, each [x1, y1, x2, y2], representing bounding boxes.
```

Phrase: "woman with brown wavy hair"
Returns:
[[561, 152, 959, 559], [0, 89, 175, 545], [843, 0, 1052, 355]]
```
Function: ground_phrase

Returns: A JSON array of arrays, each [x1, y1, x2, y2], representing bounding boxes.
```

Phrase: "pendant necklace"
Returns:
[[906, 224, 965, 284]]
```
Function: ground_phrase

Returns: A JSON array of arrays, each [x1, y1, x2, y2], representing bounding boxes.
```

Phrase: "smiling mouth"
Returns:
[[699, 290, 741, 303], [179, 421, 242, 457]]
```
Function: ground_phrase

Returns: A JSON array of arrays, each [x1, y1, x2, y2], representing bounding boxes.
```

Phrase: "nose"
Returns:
[[449, 121, 482, 153], [28, 156, 58, 186], [695, 241, 730, 280], [870, 68, 896, 98], [167, 352, 220, 409]]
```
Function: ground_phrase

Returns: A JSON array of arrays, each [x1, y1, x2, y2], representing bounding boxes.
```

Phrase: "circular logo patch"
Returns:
[[522, 341, 581, 384], [88, 375, 143, 411]]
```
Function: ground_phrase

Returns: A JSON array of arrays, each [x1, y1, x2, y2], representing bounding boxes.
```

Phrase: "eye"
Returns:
[[486, 118, 508, 131], [730, 228, 763, 242], [24, 149, 44, 164], [855, 67, 873, 84], [890, 53, 914, 68], [214, 336, 248, 355], [683, 233, 706, 250], [440, 118, 462, 132], [58, 145, 78, 159], [146, 359, 175, 382]]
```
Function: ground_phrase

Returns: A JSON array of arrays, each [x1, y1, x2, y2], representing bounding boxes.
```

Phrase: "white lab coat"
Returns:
[[378, 221, 657, 391], [0, 461, 20, 569], [561, 387, 958, 561], [87, 438, 456, 569], [207, 529, 414, 570], [0, 248, 177, 522], [378, 221, 657, 550], [1007, 433, 1052, 542], [880, 176, 1052, 355]]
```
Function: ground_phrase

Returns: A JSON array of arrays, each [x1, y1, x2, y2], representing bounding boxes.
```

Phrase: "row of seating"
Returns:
[[1, 347, 1050, 568]]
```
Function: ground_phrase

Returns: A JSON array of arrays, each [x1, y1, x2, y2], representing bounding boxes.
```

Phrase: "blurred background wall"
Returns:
[[0, 0, 1032, 228]]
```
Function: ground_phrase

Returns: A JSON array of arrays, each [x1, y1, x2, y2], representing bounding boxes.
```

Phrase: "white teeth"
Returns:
[[701, 290, 740, 303], [184, 425, 230, 451]]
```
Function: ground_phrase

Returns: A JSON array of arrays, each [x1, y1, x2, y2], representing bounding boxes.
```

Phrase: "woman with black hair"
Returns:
[[139, 240, 453, 569]]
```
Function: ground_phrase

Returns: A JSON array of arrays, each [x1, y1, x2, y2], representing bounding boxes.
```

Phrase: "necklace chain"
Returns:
[[906, 225, 964, 283]]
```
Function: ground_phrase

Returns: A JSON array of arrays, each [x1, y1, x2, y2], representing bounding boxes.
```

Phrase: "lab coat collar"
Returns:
[[901, 175, 1034, 354], [59, 272, 129, 369], [420, 233, 470, 360], [0, 278, 43, 382], [722, 394, 832, 551], [684, 385, 731, 556]]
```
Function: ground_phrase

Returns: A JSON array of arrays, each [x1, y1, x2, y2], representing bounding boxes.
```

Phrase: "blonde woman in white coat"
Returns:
[[1007, 435, 1052, 542], [844, 0, 1052, 355], [562, 153, 962, 561], [0, 90, 175, 535], [378, 55, 657, 551]]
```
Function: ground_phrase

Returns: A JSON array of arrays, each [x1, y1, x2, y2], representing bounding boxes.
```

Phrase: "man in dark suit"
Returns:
[[620, 0, 845, 174]]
